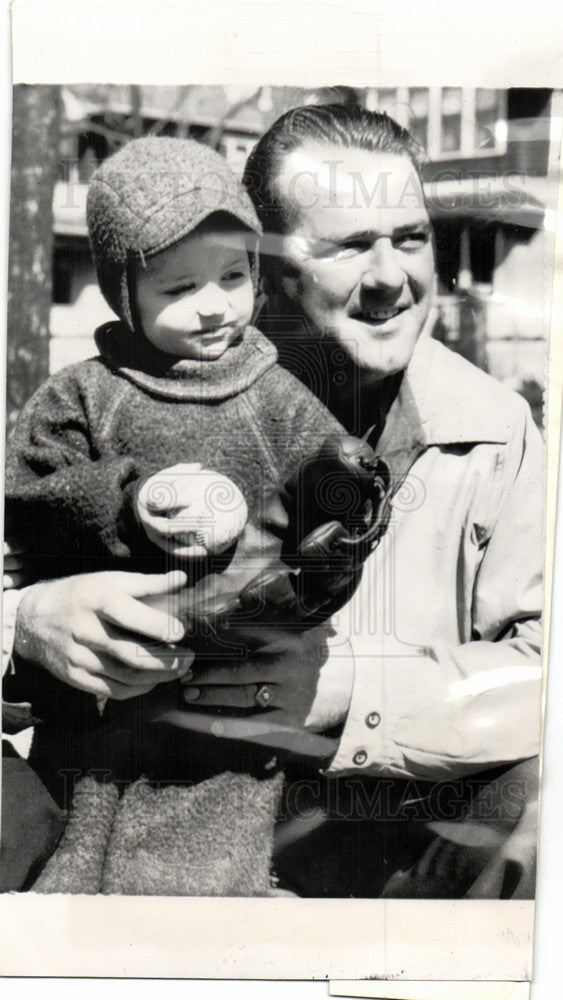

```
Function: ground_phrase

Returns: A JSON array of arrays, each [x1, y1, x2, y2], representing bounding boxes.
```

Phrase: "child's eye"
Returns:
[[223, 270, 247, 283], [164, 282, 196, 296]]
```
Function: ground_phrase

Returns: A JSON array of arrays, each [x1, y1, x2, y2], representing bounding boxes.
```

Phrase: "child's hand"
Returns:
[[136, 463, 248, 559]]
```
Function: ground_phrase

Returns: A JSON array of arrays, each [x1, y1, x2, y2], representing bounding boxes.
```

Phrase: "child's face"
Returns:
[[135, 227, 255, 360]]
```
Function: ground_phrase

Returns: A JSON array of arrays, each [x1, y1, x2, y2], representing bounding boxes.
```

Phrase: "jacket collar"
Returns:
[[398, 334, 513, 447]]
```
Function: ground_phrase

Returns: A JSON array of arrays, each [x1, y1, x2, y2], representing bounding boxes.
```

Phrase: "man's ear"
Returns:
[[279, 269, 301, 303], [260, 260, 301, 308], [264, 260, 302, 301]]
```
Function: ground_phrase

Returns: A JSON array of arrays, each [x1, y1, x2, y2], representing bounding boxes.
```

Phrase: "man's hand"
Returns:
[[3, 538, 27, 589], [181, 625, 354, 731], [14, 570, 194, 701]]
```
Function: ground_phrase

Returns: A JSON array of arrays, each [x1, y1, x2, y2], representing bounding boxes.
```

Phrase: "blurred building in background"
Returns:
[[49, 84, 558, 426]]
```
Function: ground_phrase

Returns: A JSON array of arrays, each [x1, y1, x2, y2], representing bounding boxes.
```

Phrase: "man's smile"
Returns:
[[350, 304, 409, 325]]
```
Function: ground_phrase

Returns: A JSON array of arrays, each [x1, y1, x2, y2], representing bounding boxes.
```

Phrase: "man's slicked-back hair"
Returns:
[[242, 103, 426, 235]]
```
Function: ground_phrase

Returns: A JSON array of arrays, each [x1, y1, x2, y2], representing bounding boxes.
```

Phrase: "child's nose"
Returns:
[[197, 283, 227, 317]]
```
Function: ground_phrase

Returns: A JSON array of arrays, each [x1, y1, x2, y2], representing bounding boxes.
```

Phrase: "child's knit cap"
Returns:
[[87, 136, 262, 332]]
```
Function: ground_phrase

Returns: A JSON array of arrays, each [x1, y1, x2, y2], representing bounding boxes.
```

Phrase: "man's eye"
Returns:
[[332, 241, 371, 260], [223, 270, 246, 282], [396, 231, 430, 250]]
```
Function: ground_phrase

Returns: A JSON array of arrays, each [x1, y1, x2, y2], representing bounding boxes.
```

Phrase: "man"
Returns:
[[3, 105, 543, 896], [181, 104, 544, 895]]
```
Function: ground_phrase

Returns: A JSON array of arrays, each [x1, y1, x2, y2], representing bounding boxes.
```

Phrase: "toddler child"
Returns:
[[4, 136, 346, 806]]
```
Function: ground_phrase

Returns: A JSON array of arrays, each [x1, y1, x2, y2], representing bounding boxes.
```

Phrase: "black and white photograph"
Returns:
[[1, 1, 562, 992]]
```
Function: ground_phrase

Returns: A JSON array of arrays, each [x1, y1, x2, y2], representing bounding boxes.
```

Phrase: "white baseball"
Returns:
[[137, 463, 248, 559]]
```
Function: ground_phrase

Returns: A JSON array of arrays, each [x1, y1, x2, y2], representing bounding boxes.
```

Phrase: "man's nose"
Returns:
[[361, 238, 404, 292]]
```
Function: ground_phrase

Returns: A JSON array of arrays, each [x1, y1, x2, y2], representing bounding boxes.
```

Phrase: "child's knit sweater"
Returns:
[[4, 321, 344, 805], [6, 322, 343, 576]]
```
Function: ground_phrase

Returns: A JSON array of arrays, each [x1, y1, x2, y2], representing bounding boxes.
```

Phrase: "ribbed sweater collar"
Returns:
[[94, 322, 278, 401]]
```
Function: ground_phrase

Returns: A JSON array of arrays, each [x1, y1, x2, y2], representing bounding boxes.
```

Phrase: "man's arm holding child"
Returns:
[[4, 567, 194, 700], [3, 367, 199, 699]]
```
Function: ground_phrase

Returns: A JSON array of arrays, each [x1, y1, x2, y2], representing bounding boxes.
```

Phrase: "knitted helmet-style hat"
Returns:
[[86, 136, 262, 332]]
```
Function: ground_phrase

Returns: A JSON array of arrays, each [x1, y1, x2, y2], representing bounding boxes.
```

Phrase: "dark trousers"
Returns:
[[272, 757, 539, 898]]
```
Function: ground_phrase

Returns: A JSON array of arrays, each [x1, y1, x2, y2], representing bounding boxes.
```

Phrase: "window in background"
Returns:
[[474, 88, 505, 152], [408, 87, 429, 149], [365, 87, 507, 160], [440, 87, 463, 154]]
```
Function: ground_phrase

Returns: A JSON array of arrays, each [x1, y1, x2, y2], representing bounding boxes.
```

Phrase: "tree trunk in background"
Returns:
[[7, 85, 60, 433], [129, 84, 143, 138]]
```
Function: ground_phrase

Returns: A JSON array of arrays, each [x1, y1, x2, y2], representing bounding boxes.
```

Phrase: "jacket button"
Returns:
[[366, 711, 381, 729], [353, 749, 368, 766]]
